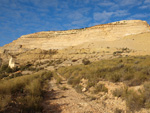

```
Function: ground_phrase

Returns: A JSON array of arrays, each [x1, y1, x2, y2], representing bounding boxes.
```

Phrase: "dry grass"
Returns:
[[57, 55, 150, 111], [0, 70, 53, 112], [93, 83, 108, 94], [112, 82, 150, 112], [58, 56, 150, 87]]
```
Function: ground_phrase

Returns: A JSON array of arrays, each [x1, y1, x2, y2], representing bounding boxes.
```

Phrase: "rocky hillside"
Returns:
[[0, 20, 149, 53], [0, 20, 150, 65]]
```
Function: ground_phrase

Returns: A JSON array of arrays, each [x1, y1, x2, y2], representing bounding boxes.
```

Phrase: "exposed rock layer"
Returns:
[[0, 20, 149, 53]]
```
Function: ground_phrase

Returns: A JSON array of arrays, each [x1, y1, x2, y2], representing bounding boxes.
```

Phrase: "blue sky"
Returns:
[[0, 0, 150, 46]]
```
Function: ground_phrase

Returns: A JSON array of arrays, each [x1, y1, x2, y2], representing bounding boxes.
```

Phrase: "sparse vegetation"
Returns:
[[112, 82, 150, 111], [82, 58, 90, 65], [58, 56, 150, 87], [2, 55, 150, 112], [0, 64, 20, 79], [94, 83, 108, 94], [113, 48, 131, 56], [112, 87, 125, 98], [57, 55, 150, 111]]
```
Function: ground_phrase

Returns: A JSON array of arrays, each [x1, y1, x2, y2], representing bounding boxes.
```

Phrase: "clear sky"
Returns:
[[0, 0, 150, 46]]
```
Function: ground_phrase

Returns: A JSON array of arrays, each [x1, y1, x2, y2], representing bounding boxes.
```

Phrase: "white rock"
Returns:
[[82, 87, 87, 92]]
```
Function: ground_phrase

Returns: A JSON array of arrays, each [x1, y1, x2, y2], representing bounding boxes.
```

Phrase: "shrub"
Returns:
[[20, 63, 32, 71], [113, 87, 145, 111], [41, 71, 53, 80], [113, 51, 123, 56], [82, 58, 90, 65], [87, 81, 96, 89], [106, 73, 122, 82], [94, 84, 108, 94], [67, 77, 81, 87], [129, 73, 148, 86], [0, 64, 13, 73], [17, 78, 44, 112], [143, 82, 150, 108], [17, 95, 43, 112], [24, 79, 42, 96], [0, 64, 8, 72], [0, 74, 8, 79], [122, 73, 133, 81], [55, 59, 63, 64], [125, 89, 144, 111], [0, 71, 53, 112], [113, 88, 124, 98]]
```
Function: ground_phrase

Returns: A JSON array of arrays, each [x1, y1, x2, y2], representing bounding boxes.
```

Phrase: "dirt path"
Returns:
[[42, 74, 110, 113]]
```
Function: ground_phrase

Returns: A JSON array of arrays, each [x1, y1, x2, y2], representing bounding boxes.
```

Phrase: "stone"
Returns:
[[9, 57, 15, 68], [82, 87, 87, 92]]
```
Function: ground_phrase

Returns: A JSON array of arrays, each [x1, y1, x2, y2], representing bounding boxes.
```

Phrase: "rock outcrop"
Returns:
[[0, 20, 149, 53], [9, 57, 15, 68]]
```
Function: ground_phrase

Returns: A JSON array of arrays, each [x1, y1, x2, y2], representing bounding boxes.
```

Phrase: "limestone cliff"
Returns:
[[0, 20, 149, 54]]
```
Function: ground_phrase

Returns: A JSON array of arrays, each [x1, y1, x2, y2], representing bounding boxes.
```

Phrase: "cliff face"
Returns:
[[0, 20, 150, 53]]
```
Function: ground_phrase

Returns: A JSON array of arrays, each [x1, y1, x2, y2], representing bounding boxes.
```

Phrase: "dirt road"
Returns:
[[42, 76, 111, 113]]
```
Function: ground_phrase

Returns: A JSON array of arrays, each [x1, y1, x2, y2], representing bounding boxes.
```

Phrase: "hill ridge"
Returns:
[[0, 20, 149, 54]]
